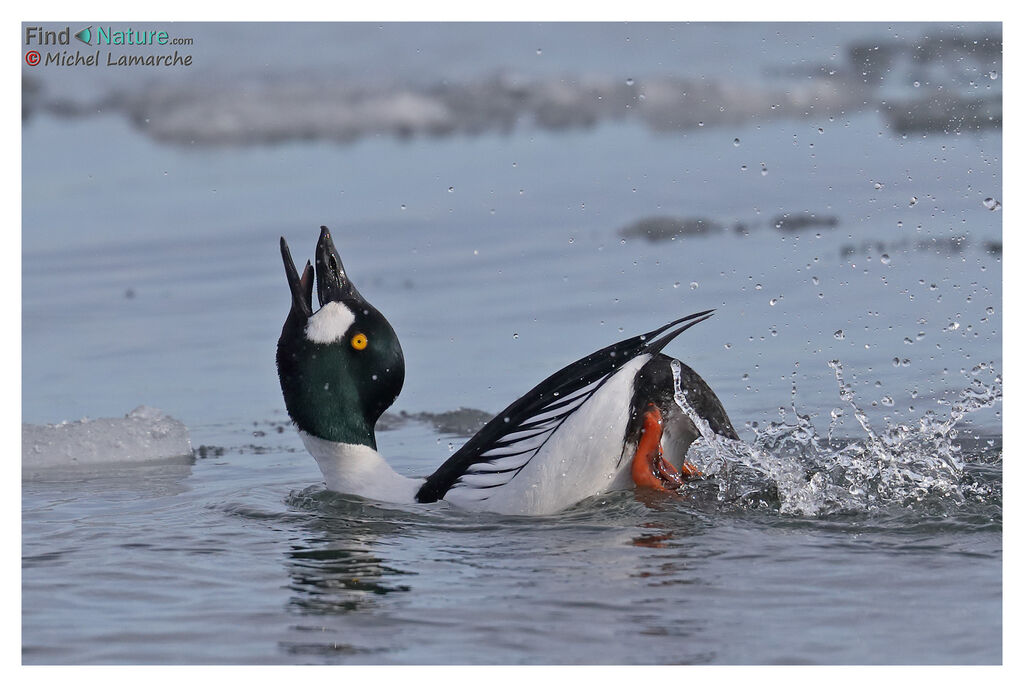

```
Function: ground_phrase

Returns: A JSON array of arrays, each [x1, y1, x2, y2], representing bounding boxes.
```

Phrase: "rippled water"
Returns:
[[22, 22, 1001, 664], [23, 418, 1002, 665], [22, 413, 1002, 664]]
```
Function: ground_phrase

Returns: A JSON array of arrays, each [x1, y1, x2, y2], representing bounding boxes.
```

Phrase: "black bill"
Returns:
[[280, 236, 313, 319], [315, 225, 362, 307]]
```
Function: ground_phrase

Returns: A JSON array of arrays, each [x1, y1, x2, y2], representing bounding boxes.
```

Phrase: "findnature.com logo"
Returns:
[[24, 24, 195, 68]]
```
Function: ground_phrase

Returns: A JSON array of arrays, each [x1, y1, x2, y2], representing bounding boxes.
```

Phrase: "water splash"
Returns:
[[671, 359, 1001, 516]]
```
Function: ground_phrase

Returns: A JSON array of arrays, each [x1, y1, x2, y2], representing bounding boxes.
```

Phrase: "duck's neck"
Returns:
[[298, 431, 423, 503]]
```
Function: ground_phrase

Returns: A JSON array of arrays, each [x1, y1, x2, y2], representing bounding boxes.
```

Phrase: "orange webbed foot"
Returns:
[[631, 404, 686, 492], [631, 404, 705, 491]]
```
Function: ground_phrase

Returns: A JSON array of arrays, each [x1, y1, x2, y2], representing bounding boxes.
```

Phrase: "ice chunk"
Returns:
[[22, 406, 193, 479]]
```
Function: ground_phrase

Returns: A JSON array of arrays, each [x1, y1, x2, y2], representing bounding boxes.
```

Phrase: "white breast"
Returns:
[[298, 431, 424, 503]]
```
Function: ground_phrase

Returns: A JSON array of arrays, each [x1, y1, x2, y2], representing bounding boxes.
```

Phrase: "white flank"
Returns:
[[445, 355, 650, 515], [305, 301, 356, 344]]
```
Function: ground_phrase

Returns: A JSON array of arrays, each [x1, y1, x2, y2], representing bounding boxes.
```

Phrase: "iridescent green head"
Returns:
[[276, 226, 405, 449]]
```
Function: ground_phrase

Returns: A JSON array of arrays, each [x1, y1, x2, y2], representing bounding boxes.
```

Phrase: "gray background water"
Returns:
[[22, 22, 1001, 664]]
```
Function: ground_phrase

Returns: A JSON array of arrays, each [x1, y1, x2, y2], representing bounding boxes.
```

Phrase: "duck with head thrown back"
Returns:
[[276, 226, 738, 515]]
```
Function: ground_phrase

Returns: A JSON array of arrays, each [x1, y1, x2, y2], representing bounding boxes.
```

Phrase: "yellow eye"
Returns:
[[350, 333, 368, 350]]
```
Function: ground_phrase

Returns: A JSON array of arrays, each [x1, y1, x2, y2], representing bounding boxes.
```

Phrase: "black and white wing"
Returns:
[[414, 310, 714, 503]]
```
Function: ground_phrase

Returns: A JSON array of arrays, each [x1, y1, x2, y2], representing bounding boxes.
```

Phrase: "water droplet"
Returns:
[[892, 357, 901, 367], [733, 137, 740, 147], [754, 283, 763, 290], [982, 197, 1001, 211], [698, 121, 704, 127], [913, 80, 921, 87], [724, 342, 732, 350], [512, 332, 519, 339], [812, 276, 820, 285], [626, 77, 634, 86], [880, 254, 891, 265], [690, 281, 699, 290], [568, 236, 575, 244], [448, 186, 454, 193], [536, 48, 542, 55], [834, 329, 845, 340], [989, 70, 998, 80], [873, 181, 884, 190], [760, 163, 768, 176], [986, 306, 995, 315], [400, 203, 407, 210], [769, 297, 779, 306], [740, 164, 748, 171], [909, 196, 918, 206], [817, 127, 824, 134], [881, 396, 894, 407]]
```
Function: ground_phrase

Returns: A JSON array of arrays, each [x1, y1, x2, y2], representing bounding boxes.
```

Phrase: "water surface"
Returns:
[[22, 22, 1001, 664]]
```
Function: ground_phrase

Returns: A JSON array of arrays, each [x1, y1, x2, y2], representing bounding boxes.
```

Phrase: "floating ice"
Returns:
[[29, 71, 862, 147], [22, 406, 193, 479]]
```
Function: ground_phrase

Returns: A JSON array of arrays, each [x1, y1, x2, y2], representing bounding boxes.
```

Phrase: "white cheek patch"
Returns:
[[305, 301, 356, 344]]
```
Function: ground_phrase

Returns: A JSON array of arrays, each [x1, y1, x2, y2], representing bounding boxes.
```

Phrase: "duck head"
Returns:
[[276, 226, 405, 449]]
